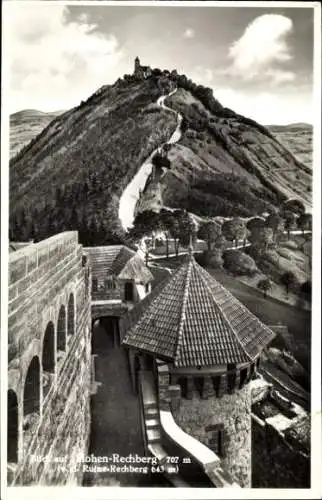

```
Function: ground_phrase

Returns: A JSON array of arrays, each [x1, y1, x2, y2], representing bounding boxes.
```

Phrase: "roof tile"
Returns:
[[122, 256, 276, 367]]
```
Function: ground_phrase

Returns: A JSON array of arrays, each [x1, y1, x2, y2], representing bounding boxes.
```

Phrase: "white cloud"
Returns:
[[193, 66, 214, 84], [4, 4, 124, 112], [227, 14, 295, 84], [214, 87, 312, 125], [183, 28, 195, 39]]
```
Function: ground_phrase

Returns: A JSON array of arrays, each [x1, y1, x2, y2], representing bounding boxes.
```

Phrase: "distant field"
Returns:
[[9, 109, 64, 159], [268, 123, 313, 169]]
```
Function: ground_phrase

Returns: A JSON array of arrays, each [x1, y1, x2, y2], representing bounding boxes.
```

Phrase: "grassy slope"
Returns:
[[148, 89, 312, 214], [10, 78, 177, 233], [268, 123, 313, 169], [10, 110, 64, 159]]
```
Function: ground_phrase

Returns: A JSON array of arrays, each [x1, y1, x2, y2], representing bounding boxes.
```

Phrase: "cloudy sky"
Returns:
[[4, 3, 316, 125]]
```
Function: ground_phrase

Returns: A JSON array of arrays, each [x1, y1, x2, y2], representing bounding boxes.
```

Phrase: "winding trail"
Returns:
[[118, 88, 182, 230]]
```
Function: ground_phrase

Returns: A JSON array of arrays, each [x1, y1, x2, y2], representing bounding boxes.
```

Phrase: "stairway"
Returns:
[[141, 379, 162, 446]]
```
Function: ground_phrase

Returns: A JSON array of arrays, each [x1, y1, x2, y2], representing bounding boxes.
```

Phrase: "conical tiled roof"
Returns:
[[122, 256, 276, 367]]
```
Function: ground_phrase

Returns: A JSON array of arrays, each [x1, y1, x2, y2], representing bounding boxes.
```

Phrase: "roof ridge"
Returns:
[[173, 258, 193, 362], [194, 260, 252, 362]]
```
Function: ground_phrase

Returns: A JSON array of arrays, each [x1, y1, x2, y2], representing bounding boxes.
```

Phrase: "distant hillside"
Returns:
[[9, 68, 312, 244], [10, 109, 64, 159], [267, 123, 313, 169]]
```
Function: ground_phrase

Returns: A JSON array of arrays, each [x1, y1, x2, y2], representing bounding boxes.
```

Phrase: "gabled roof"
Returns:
[[118, 253, 154, 285], [83, 245, 154, 283], [122, 256, 276, 368]]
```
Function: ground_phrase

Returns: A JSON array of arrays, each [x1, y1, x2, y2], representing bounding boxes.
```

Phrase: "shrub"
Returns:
[[277, 247, 292, 259], [208, 249, 224, 269], [281, 240, 298, 250], [257, 278, 272, 298], [223, 249, 258, 276], [280, 271, 298, 295]]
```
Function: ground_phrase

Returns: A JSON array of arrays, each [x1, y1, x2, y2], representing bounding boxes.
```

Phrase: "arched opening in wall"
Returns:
[[42, 322, 55, 373], [57, 305, 66, 354], [8, 390, 18, 463], [23, 356, 40, 419], [67, 293, 75, 336]]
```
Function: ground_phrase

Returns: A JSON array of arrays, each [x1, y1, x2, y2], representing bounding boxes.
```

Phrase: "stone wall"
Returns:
[[8, 232, 92, 485], [172, 385, 252, 487]]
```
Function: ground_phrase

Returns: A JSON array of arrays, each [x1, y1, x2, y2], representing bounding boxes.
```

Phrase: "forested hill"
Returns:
[[9, 74, 177, 243], [137, 79, 311, 220], [9, 68, 311, 245]]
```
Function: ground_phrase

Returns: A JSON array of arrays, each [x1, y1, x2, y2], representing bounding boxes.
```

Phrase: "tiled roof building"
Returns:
[[122, 254, 275, 368], [121, 253, 277, 488]]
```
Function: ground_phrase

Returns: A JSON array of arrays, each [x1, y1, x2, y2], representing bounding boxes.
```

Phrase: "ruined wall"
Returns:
[[8, 232, 92, 485], [252, 417, 310, 487], [172, 385, 252, 488]]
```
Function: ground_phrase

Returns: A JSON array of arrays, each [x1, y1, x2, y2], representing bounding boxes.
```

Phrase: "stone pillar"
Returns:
[[235, 370, 241, 392], [158, 364, 170, 410], [186, 376, 198, 399], [201, 376, 215, 399], [169, 384, 181, 411], [245, 364, 252, 384], [39, 363, 43, 419], [217, 373, 227, 398], [18, 398, 24, 463]]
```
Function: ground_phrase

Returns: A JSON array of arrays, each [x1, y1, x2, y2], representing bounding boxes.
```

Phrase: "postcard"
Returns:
[[1, 1, 321, 499]]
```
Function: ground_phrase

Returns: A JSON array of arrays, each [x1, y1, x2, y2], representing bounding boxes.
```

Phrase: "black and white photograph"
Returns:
[[1, 1, 321, 498]]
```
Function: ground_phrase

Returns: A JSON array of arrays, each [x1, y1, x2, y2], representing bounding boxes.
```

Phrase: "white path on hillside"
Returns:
[[118, 88, 182, 230]]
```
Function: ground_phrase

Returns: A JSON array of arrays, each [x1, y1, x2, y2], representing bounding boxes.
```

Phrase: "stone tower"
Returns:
[[122, 254, 276, 487], [134, 56, 140, 74]]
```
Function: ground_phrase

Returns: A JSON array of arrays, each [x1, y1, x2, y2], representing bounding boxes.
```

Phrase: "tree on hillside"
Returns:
[[152, 152, 171, 172], [213, 234, 228, 250], [257, 278, 272, 298], [246, 217, 266, 234], [223, 249, 258, 276], [281, 271, 297, 296], [128, 210, 160, 247], [282, 199, 306, 216], [159, 209, 175, 258], [265, 213, 284, 242], [283, 210, 297, 239], [248, 226, 274, 255], [177, 211, 198, 248], [297, 213, 312, 234], [197, 221, 221, 251], [222, 218, 247, 248]]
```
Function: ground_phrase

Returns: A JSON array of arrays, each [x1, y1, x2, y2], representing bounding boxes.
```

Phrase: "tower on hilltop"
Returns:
[[133, 56, 152, 80], [134, 56, 140, 74]]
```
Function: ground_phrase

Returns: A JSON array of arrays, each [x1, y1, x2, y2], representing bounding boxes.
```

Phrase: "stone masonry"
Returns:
[[7, 232, 92, 485], [172, 385, 252, 488]]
